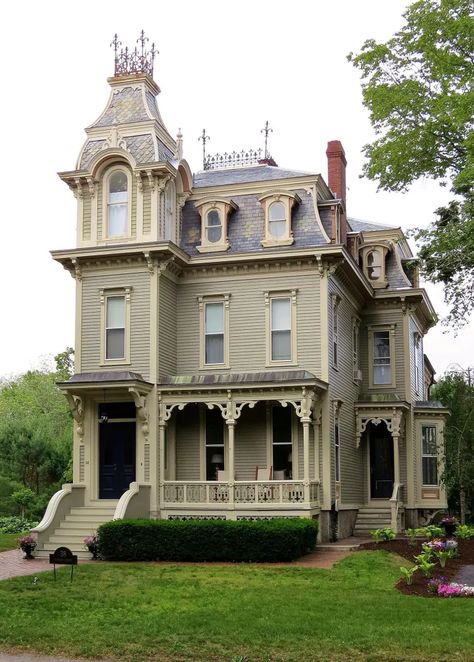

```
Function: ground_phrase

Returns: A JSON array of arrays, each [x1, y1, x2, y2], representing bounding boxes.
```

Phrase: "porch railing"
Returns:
[[390, 482, 404, 532], [163, 480, 319, 506]]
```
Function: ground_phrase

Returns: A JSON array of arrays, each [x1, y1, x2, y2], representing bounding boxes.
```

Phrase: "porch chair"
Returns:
[[255, 466, 272, 480], [216, 470, 228, 481], [273, 469, 286, 480]]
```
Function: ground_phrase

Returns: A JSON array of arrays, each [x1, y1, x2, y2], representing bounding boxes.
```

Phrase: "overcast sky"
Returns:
[[0, 0, 471, 378]]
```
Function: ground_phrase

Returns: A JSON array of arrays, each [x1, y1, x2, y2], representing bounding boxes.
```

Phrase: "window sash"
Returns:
[[422, 426, 438, 485], [271, 298, 291, 361], [105, 296, 125, 360], [373, 331, 391, 384], [335, 422, 341, 483], [204, 302, 224, 364], [333, 302, 339, 367], [107, 172, 128, 237]]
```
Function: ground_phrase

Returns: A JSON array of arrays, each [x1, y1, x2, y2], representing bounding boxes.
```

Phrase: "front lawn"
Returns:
[[0, 533, 21, 552], [1, 552, 473, 661]]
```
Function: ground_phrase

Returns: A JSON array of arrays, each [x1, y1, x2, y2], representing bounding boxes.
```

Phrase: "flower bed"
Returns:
[[360, 537, 474, 598]]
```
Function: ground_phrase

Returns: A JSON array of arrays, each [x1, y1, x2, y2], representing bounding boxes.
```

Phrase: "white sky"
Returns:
[[0, 0, 472, 378]]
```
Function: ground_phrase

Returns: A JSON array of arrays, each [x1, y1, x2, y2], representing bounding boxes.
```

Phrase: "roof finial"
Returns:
[[199, 129, 210, 170], [261, 120, 273, 159], [111, 31, 158, 78]]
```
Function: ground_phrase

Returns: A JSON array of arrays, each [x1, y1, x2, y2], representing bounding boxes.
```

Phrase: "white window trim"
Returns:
[[264, 289, 298, 367], [164, 180, 176, 242], [199, 405, 228, 481], [99, 287, 132, 365], [421, 423, 439, 487], [198, 294, 230, 370], [265, 404, 298, 480], [352, 317, 361, 383], [333, 400, 342, 484], [195, 197, 237, 253], [102, 166, 132, 241], [368, 324, 396, 389], [259, 190, 300, 248], [413, 331, 422, 396], [359, 243, 390, 289]]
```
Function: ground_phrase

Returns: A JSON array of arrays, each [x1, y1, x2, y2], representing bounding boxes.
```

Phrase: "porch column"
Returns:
[[226, 419, 235, 506], [159, 420, 167, 511], [302, 417, 311, 503], [393, 432, 400, 487]]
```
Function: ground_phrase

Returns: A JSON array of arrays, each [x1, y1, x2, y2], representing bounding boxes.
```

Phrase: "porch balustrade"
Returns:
[[162, 480, 319, 506]]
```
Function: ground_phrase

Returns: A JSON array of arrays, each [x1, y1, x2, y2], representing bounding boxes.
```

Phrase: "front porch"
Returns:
[[158, 371, 326, 519]]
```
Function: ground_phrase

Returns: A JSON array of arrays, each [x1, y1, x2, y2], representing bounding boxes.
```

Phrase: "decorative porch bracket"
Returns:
[[64, 393, 84, 439], [128, 387, 149, 440], [355, 407, 404, 449]]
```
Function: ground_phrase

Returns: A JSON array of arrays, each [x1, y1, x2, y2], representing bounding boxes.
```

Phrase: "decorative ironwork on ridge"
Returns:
[[111, 31, 157, 78], [204, 148, 268, 171]]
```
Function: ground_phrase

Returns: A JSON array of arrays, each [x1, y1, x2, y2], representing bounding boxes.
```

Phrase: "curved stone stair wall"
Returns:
[[35, 502, 118, 559]]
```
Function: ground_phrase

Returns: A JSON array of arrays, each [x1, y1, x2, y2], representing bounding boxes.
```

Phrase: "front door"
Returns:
[[99, 421, 136, 499], [370, 425, 394, 499]]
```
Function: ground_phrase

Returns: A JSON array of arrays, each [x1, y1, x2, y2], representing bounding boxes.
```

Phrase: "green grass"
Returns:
[[0, 551, 473, 661], [0, 533, 21, 552]]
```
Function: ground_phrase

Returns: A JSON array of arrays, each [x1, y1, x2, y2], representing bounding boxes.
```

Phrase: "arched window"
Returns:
[[107, 170, 128, 237], [206, 209, 222, 243], [268, 201, 287, 238], [367, 250, 382, 280], [164, 181, 175, 241]]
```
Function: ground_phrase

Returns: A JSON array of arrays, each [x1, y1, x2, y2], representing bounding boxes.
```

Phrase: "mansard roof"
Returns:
[[181, 188, 329, 255], [348, 217, 397, 232], [193, 165, 315, 188]]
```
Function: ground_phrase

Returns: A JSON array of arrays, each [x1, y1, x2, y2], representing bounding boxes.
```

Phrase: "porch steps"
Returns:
[[35, 503, 117, 559], [354, 507, 392, 536]]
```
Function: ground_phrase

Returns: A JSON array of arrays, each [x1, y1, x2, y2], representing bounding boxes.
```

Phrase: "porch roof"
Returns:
[[158, 370, 327, 391], [58, 371, 153, 395]]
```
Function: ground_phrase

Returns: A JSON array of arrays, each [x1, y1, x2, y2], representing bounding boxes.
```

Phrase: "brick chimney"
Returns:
[[326, 140, 348, 245]]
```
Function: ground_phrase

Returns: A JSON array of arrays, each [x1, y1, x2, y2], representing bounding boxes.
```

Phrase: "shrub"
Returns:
[[98, 518, 318, 563], [370, 528, 396, 543], [456, 524, 474, 539], [0, 516, 37, 533]]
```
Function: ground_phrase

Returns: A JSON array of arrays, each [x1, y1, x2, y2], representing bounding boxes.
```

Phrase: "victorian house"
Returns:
[[33, 36, 448, 556]]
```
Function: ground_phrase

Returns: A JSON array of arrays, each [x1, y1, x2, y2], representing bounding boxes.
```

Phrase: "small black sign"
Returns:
[[49, 547, 78, 582]]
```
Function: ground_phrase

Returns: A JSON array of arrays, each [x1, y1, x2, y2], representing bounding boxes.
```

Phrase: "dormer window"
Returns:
[[206, 209, 222, 243], [269, 202, 286, 238], [106, 168, 130, 238], [259, 190, 300, 248], [360, 242, 391, 288], [367, 250, 382, 280], [195, 197, 237, 253]]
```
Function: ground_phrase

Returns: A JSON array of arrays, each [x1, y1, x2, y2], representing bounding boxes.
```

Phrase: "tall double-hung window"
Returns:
[[422, 426, 438, 485], [265, 290, 297, 365], [107, 170, 129, 237], [100, 287, 131, 364], [199, 295, 230, 369]]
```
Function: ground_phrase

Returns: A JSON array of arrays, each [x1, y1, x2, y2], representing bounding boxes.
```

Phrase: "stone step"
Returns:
[[64, 513, 114, 523], [357, 509, 392, 515], [69, 507, 116, 517], [356, 513, 391, 520], [59, 520, 108, 531]]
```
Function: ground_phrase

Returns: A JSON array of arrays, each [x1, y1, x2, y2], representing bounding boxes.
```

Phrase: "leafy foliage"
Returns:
[[98, 518, 318, 563], [370, 527, 396, 543], [0, 353, 73, 518], [412, 193, 474, 328], [0, 516, 38, 534], [348, 0, 474, 194], [431, 375, 474, 522], [349, 0, 474, 327]]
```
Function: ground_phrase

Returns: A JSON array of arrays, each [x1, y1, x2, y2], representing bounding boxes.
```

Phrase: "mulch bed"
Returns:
[[359, 538, 474, 597]]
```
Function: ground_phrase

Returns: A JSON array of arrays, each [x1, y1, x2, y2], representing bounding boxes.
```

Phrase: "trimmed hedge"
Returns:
[[98, 518, 318, 563]]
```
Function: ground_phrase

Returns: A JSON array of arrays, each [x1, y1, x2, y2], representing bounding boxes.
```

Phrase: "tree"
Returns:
[[431, 375, 474, 523], [349, 0, 474, 327], [0, 352, 73, 517]]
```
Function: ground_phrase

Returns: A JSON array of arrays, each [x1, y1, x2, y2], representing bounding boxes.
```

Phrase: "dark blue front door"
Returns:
[[370, 425, 394, 499], [99, 422, 136, 499]]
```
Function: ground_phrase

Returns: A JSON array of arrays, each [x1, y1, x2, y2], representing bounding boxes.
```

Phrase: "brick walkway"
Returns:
[[0, 537, 364, 582], [0, 550, 51, 581]]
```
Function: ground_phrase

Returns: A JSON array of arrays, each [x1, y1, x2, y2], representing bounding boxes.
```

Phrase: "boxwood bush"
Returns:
[[98, 518, 318, 562]]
